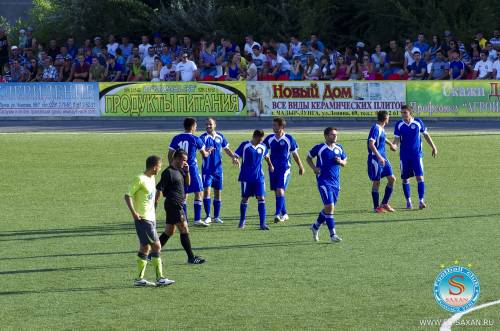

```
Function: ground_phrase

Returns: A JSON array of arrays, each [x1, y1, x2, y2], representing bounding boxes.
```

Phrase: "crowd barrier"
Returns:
[[1, 81, 499, 117]]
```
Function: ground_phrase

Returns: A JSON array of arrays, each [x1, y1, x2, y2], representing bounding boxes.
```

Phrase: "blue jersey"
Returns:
[[394, 118, 427, 160], [199, 131, 229, 175], [367, 124, 387, 158], [263, 133, 298, 170], [234, 141, 268, 183], [308, 143, 346, 188], [169, 133, 205, 167]]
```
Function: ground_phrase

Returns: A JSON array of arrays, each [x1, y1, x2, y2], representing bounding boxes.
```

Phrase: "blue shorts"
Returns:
[[241, 181, 266, 198], [367, 156, 394, 181], [317, 184, 339, 206], [400, 157, 424, 179], [269, 168, 291, 190], [202, 172, 223, 190], [185, 167, 204, 193]]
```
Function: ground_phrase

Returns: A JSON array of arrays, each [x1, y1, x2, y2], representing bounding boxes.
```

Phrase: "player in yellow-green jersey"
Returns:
[[124, 155, 175, 287]]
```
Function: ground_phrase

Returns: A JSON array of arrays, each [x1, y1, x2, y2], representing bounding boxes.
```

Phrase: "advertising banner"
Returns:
[[99, 82, 246, 116], [407, 81, 500, 116], [0, 83, 100, 116], [246, 81, 406, 117]]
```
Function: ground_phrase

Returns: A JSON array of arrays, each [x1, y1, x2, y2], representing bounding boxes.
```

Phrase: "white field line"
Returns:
[[440, 299, 500, 331]]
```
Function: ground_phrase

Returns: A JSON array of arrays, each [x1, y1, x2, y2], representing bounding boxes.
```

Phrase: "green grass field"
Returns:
[[0, 131, 499, 331]]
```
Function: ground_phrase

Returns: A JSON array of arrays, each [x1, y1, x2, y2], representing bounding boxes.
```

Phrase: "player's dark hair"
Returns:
[[183, 117, 197, 130], [173, 149, 188, 160], [146, 155, 162, 169], [401, 105, 413, 114], [377, 110, 388, 122], [273, 117, 286, 128], [253, 129, 265, 138], [324, 127, 337, 136]]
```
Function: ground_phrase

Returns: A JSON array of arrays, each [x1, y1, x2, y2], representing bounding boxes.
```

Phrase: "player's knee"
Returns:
[[372, 181, 380, 189], [151, 241, 161, 252], [140, 244, 150, 254], [241, 197, 249, 203], [388, 176, 396, 184], [203, 188, 210, 197]]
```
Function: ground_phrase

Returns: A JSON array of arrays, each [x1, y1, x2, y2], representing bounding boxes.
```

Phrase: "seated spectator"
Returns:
[[127, 46, 140, 71], [181, 36, 194, 59], [225, 53, 241, 80], [150, 56, 163, 82], [288, 35, 302, 59], [469, 40, 481, 68], [9, 59, 29, 82], [333, 56, 348, 80], [245, 53, 258, 81], [10, 45, 26, 64], [492, 53, 500, 79], [127, 56, 147, 81], [151, 33, 164, 56], [41, 57, 58, 82], [447, 40, 459, 59], [259, 62, 275, 81], [168, 36, 181, 61], [404, 39, 420, 68], [360, 55, 376, 80], [159, 61, 176, 81], [105, 55, 125, 81], [84, 48, 93, 65], [385, 40, 404, 78], [89, 56, 106, 82], [474, 32, 487, 49], [407, 51, 427, 80], [355, 41, 366, 61], [138, 35, 151, 60], [473, 51, 493, 79], [83, 38, 93, 55], [252, 45, 267, 73], [429, 35, 442, 61], [490, 28, 500, 50], [92, 36, 103, 57], [26, 58, 39, 81], [414, 33, 430, 55], [221, 38, 240, 66], [347, 57, 361, 80], [59, 56, 73, 82], [160, 46, 172, 66], [307, 33, 325, 52], [289, 57, 304, 80], [371, 44, 386, 73], [1, 63, 11, 81], [0, 28, 9, 74], [319, 55, 333, 80], [429, 51, 449, 80], [268, 48, 290, 79], [72, 54, 90, 82], [304, 56, 320, 80], [269, 39, 288, 58], [119, 36, 133, 59], [141, 47, 156, 72], [47, 39, 59, 60], [176, 53, 197, 81], [310, 42, 324, 64], [244, 35, 260, 56], [297, 43, 312, 67], [106, 34, 118, 56], [449, 51, 465, 80], [484, 42, 498, 63], [424, 52, 433, 77], [199, 40, 217, 79], [326, 46, 341, 67]]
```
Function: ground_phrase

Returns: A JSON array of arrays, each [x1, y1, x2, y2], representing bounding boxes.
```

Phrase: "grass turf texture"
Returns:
[[0, 131, 499, 331]]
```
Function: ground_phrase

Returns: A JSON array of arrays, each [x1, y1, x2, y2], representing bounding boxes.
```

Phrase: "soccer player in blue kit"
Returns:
[[263, 118, 305, 223], [307, 127, 346, 242], [199, 118, 240, 224], [367, 111, 398, 213], [169, 118, 213, 227], [234, 129, 274, 230], [393, 105, 438, 209]]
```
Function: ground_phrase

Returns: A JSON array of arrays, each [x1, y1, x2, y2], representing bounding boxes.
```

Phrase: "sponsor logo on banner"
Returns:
[[0, 83, 100, 117], [99, 82, 246, 116], [246, 81, 405, 117]]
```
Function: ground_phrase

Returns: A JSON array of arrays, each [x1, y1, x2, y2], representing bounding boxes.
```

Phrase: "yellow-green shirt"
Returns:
[[127, 173, 156, 221]]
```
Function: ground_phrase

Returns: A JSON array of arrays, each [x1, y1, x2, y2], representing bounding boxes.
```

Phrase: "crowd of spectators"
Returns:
[[1, 27, 499, 83]]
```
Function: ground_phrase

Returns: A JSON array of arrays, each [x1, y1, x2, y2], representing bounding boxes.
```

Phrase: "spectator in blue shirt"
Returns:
[[407, 51, 427, 80], [429, 50, 449, 80], [449, 51, 465, 80], [414, 33, 430, 55], [307, 33, 325, 52]]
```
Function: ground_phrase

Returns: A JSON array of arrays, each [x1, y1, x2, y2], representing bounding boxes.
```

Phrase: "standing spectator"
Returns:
[[492, 53, 500, 80], [159, 61, 176, 81], [119, 36, 133, 59], [473, 51, 493, 79], [268, 48, 291, 79], [333, 56, 348, 80], [449, 51, 465, 80], [297, 43, 312, 67], [429, 51, 449, 80], [269, 39, 288, 58], [414, 33, 430, 55], [484, 42, 498, 63], [59, 56, 73, 82], [307, 33, 325, 52], [469, 40, 481, 68], [9, 59, 29, 82], [289, 57, 304, 80], [225, 53, 241, 80], [92, 37, 103, 57], [89, 56, 105, 82], [245, 53, 258, 81], [127, 46, 140, 71], [310, 42, 324, 64], [141, 47, 156, 72], [160, 46, 172, 66], [169, 36, 181, 61], [151, 33, 164, 56], [347, 57, 361, 80], [106, 34, 119, 56], [181, 36, 194, 59], [441, 31, 452, 56], [138, 35, 151, 60], [150, 56, 163, 82], [0, 28, 9, 74], [371, 44, 386, 74], [47, 39, 59, 60], [244, 35, 260, 56], [288, 35, 302, 58], [66, 37, 78, 58], [407, 51, 427, 80], [404, 39, 420, 68], [360, 55, 376, 80], [72, 54, 90, 82], [252, 45, 267, 73], [429, 35, 442, 61], [199, 40, 217, 79], [490, 28, 500, 50], [127, 56, 147, 81], [385, 40, 404, 78], [18, 29, 28, 49], [105, 55, 125, 82], [474, 32, 487, 49], [41, 57, 58, 81], [176, 53, 197, 81], [304, 56, 320, 80]]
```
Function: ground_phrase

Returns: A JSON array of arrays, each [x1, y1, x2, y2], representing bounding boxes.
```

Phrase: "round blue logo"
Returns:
[[433, 266, 480, 313]]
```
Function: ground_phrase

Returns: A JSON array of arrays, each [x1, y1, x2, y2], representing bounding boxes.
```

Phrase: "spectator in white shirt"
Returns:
[[243, 35, 260, 56], [106, 34, 119, 57], [492, 53, 500, 79], [176, 53, 197, 81], [141, 47, 156, 72], [138, 35, 151, 60], [473, 51, 493, 79]]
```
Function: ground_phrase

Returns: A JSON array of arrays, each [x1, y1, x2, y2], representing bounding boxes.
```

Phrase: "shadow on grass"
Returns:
[[0, 264, 126, 275], [0, 285, 140, 296]]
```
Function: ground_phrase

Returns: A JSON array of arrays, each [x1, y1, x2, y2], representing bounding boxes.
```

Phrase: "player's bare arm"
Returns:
[[224, 147, 240, 166], [385, 139, 397, 151], [124, 194, 140, 221], [306, 155, 320, 175], [183, 162, 191, 186], [264, 155, 274, 173], [369, 140, 386, 166], [292, 151, 305, 175], [423, 133, 438, 157], [335, 157, 347, 167]]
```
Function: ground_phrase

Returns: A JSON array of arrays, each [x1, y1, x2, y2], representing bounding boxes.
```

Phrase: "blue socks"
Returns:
[[194, 200, 202, 222], [417, 181, 425, 201], [381, 185, 393, 205], [402, 182, 411, 201], [239, 202, 248, 227], [275, 195, 285, 216], [312, 211, 326, 230], [203, 197, 211, 218], [371, 189, 379, 209], [282, 199, 287, 215], [213, 199, 221, 219], [258, 200, 266, 227]]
